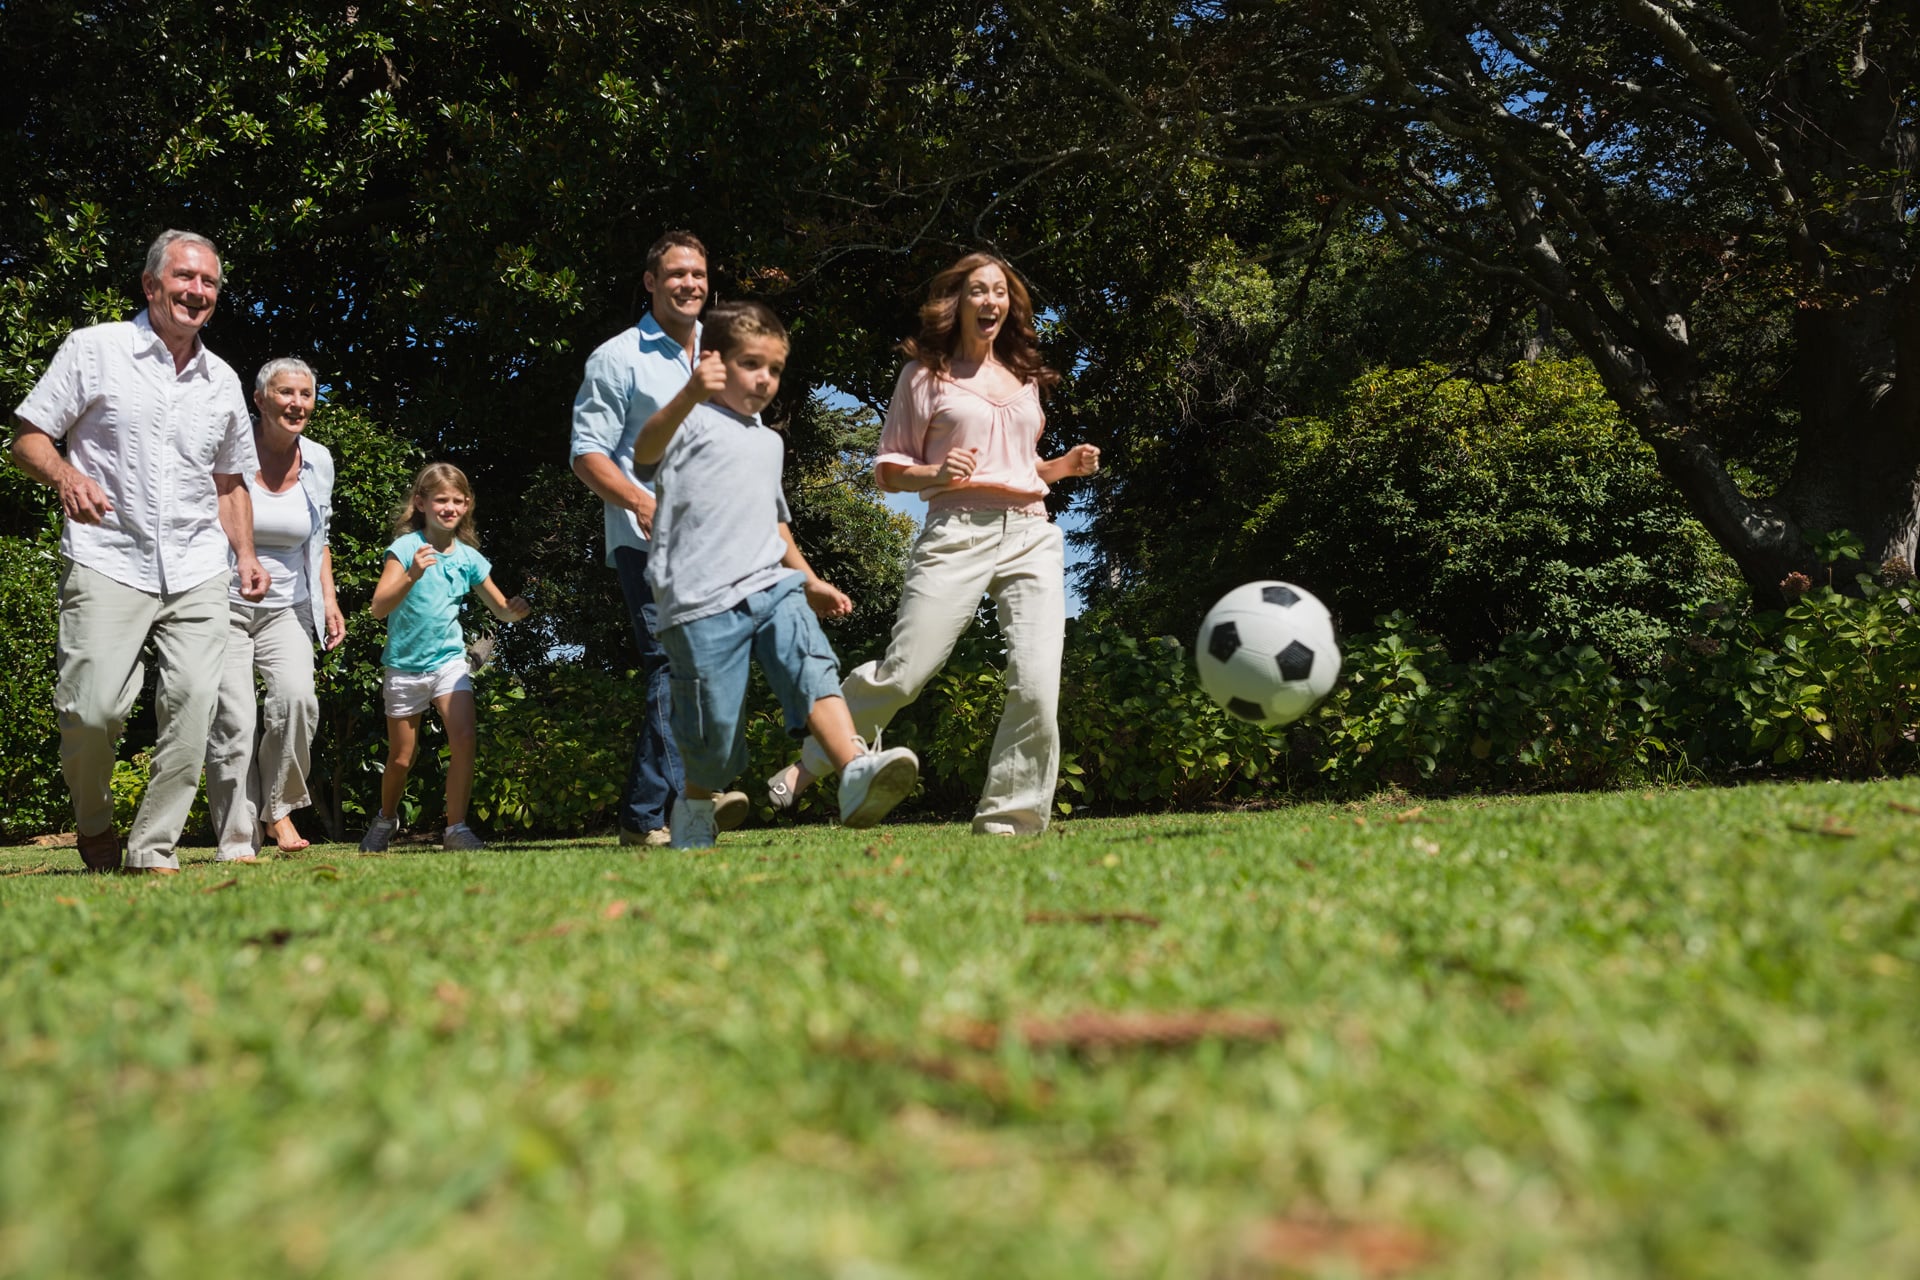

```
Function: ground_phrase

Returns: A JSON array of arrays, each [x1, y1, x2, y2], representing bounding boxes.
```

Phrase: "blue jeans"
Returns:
[[614, 546, 684, 833], [657, 574, 843, 792]]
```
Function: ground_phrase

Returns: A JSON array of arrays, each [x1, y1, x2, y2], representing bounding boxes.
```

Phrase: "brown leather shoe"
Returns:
[[76, 829, 121, 872]]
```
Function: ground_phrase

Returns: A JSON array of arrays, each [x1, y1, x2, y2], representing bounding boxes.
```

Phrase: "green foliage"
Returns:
[[1093, 359, 1740, 668], [0, 529, 62, 839], [301, 403, 419, 838], [1316, 618, 1666, 795], [469, 667, 637, 834], [1665, 573, 1920, 777]]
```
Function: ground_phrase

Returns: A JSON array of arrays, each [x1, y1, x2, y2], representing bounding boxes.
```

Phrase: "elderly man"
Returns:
[[10, 229, 269, 874], [570, 230, 747, 845]]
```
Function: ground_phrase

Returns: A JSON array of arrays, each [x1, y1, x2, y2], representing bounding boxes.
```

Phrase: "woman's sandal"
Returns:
[[766, 762, 807, 815]]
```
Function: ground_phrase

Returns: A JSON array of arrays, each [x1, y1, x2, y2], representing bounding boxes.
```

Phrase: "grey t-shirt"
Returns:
[[645, 400, 797, 631]]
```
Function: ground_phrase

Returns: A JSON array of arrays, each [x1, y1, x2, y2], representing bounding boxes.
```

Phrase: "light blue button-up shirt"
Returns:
[[569, 313, 699, 566]]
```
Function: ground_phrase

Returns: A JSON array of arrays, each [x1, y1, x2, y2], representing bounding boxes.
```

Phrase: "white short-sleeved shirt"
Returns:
[[14, 311, 258, 593]]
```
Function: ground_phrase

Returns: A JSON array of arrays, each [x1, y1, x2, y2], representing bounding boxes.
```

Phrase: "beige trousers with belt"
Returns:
[[801, 509, 1066, 834], [55, 561, 230, 869], [205, 602, 318, 860]]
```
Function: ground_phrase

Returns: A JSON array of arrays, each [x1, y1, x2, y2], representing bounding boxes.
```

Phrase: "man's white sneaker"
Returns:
[[358, 814, 397, 852], [441, 822, 486, 851], [838, 744, 919, 829], [669, 795, 719, 849]]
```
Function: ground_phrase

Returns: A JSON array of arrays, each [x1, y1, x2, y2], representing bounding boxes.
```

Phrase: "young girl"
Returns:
[[633, 299, 919, 848], [360, 462, 531, 852]]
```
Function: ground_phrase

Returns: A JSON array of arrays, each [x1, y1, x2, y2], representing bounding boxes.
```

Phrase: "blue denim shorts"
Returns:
[[657, 573, 843, 791]]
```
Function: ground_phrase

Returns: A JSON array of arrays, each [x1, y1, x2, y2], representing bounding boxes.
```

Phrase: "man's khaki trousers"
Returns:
[[56, 561, 229, 870]]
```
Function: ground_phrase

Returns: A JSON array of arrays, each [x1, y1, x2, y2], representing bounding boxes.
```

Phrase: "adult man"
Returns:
[[570, 231, 747, 845], [11, 230, 270, 874]]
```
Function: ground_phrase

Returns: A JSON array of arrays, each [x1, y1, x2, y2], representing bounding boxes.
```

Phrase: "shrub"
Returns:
[[1094, 360, 1741, 671], [0, 527, 62, 839], [469, 665, 639, 833]]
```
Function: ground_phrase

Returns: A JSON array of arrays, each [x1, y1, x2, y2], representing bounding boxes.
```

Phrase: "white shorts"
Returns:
[[383, 658, 473, 718]]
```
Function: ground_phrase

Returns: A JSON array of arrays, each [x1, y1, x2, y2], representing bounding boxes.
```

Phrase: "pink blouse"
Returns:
[[873, 362, 1049, 515]]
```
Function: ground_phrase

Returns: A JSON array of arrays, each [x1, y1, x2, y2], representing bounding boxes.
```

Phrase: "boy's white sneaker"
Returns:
[[359, 814, 397, 852], [441, 822, 486, 851], [838, 742, 919, 829], [669, 795, 719, 849]]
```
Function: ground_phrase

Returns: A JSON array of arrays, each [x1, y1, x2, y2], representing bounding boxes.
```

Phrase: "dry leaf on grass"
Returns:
[[823, 1036, 1049, 1106], [1024, 910, 1161, 928], [1, 863, 56, 877], [1888, 801, 1920, 816], [1788, 818, 1858, 838], [243, 928, 295, 948], [200, 878, 240, 894], [518, 921, 577, 942], [28, 833, 77, 848], [1246, 1216, 1434, 1278], [949, 1010, 1283, 1053]]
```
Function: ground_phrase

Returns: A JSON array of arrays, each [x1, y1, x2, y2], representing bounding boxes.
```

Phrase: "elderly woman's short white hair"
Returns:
[[254, 357, 318, 395]]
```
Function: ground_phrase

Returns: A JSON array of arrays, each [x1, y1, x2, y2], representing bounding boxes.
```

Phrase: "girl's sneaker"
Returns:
[[669, 795, 718, 849], [442, 822, 486, 851], [359, 814, 398, 852]]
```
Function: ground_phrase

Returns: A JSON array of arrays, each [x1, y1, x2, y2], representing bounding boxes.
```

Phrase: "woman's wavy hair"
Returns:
[[392, 461, 481, 548], [902, 252, 1058, 391]]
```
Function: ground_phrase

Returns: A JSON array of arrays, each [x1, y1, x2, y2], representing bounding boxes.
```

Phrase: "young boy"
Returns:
[[633, 299, 918, 849]]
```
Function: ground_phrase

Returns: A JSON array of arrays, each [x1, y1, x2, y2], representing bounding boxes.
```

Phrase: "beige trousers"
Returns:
[[801, 510, 1067, 834], [55, 561, 230, 869], [205, 603, 319, 860]]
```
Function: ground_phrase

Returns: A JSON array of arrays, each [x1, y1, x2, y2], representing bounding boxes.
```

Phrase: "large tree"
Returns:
[[1, 0, 970, 663], [970, 0, 1917, 596]]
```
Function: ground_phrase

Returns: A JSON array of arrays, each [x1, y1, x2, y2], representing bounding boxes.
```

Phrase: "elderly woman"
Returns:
[[771, 251, 1098, 835], [204, 358, 343, 860]]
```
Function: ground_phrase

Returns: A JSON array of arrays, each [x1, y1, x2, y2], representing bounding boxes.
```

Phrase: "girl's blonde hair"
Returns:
[[393, 462, 481, 548]]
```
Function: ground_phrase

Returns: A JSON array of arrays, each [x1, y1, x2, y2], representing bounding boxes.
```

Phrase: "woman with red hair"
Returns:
[[772, 252, 1099, 834]]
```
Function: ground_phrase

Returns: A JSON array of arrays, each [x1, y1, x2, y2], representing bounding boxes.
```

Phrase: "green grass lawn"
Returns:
[[4, 780, 1919, 1278]]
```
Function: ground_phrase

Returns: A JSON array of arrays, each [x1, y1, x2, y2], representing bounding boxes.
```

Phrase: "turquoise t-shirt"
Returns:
[[381, 531, 492, 673]]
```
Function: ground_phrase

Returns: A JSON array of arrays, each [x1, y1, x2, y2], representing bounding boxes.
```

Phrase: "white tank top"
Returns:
[[235, 477, 312, 610]]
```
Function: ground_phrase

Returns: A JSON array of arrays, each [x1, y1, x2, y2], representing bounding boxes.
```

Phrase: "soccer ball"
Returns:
[[1195, 581, 1341, 726]]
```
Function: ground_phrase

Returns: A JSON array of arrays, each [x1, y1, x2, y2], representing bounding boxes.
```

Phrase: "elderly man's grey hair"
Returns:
[[254, 357, 318, 395], [143, 229, 224, 287]]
